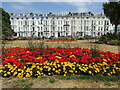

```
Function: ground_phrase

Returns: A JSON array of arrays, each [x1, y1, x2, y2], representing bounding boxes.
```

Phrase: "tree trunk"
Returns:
[[115, 24, 118, 34]]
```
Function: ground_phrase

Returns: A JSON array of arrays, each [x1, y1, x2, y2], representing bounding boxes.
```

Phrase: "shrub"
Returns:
[[108, 40, 120, 46], [96, 32, 120, 45]]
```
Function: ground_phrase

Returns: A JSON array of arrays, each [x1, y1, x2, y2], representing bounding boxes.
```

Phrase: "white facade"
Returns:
[[10, 12, 114, 38]]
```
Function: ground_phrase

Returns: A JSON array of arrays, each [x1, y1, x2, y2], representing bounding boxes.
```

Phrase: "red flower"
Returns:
[[20, 65, 24, 69]]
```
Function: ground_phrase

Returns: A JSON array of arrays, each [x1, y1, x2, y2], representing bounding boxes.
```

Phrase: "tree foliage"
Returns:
[[0, 8, 14, 39], [103, 2, 120, 34]]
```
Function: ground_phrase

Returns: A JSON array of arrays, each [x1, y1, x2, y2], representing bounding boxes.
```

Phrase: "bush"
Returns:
[[96, 32, 120, 45], [108, 40, 120, 46]]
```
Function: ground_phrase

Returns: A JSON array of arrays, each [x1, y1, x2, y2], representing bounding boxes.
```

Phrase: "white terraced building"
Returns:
[[10, 12, 114, 38]]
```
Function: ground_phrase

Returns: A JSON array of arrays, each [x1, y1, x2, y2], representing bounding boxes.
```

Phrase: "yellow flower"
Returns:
[[63, 68, 66, 71], [65, 71, 67, 74], [55, 56, 62, 59], [26, 73, 30, 77], [58, 64, 61, 67], [48, 73, 51, 75], [55, 70, 58, 73], [107, 73, 111, 75], [17, 59, 21, 61], [61, 62, 64, 65], [48, 68, 51, 71], [69, 70, 73, 73], [37, 66, 40, 69], [69, 55, 75, 58], [39, 68, 43, 71], [75, 71, 77, 73], [103, 59, 107, 62], [63, 74, 66, 76], [4, 74, 7, 77], [18, 69, 21, 71], [0, 70, 3, 73], [52, 68, 55, 71], [7, 72, 11, 75], [13, 72, 17, 75], [88, 71, 92, 74], [37, 71, 41, 74], [47, 63, 50, 65], [36, 57, 42, 59]]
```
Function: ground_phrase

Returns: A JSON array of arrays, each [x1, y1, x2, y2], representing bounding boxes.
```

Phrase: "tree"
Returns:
[[103, 2, 120, 34], [0, 8, 15, 39]]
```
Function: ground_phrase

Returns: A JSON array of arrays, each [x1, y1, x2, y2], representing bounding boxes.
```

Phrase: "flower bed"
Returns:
[[0, 47, 120, 78], [46, 39, 76, 42]]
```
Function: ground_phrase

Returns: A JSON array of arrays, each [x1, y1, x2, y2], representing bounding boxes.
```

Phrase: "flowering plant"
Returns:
[[0, 47, 120, 78]]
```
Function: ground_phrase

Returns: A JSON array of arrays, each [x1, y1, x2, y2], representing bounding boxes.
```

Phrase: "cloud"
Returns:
[[67, 2, 92, 12], [11, 2, 32, 11]]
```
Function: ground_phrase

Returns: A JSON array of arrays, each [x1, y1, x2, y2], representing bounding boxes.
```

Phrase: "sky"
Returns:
[[1, 1, 109, 14]]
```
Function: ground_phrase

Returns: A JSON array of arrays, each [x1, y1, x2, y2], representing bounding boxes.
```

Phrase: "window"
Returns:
[[38, 32, 40, 36], [98, 21, 100, 25], [45, 27, 47, 31], [17, 18, 19, 19], [53, 21, 55, 25], [46, 17, 48, 19], [61, 21, 62, 25], [33, 27, 35, 31], [25, 21, 27, 25], [66, 33, 68, 36], [46, 21, 47, 25], [41, 32, 43, 35], [107, 21, 109, 25], [77, 17, 79, 19], [21, 21, 22, 25], [98, 27, 100, 31], [73, 17, 75, 19], [19, 27, 20, 31], [66, 27, 68, 31], [57, 17, 59, 19], [53, 27, 55, 30], [101, 27, 103, 31], [101, 21, 103, 25], [32, 17, 34, 19], [58, 27, 60, 30], [32, 21, 34, 25]]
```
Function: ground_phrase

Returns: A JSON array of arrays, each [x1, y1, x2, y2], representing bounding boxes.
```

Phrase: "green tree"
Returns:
[[103, 2, 120, 34], [0, 8, 14, 39]]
